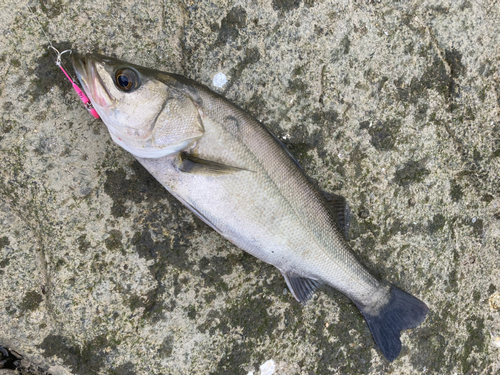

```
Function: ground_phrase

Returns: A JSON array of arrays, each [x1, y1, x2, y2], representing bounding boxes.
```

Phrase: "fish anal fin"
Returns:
[[180, 153, 250, 175], [323, 192, 351, 239], [282, 272, 322, 304]]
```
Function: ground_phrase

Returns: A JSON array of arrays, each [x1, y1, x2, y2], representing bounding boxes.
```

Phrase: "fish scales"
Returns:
[[187, 86, 377, 292], [139, 102, 375, 297]]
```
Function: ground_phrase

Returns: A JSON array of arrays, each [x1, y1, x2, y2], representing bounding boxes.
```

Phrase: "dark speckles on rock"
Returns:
[[213, 341, 262, 375], [223, 47, 261, 92], [104, 160, 166, 218], [104, 230, 123, 251], [35, 136, 57, 155], [348, 145, 367, 178], [209, 296, 280, 374], [272, 0, 302, 12], [314, 297, 372, 374], [244, 91, 268, 119], [410, 322, 452, 373], [204, 291, 217, 304], [287, 110, 340, 162], [158, 336, 174, 357], [3, 101, 13, 112], [215, 6, 247, 46], [0, 236, 9, 250], [77, 234, 91, 253], [311, 110, 339, 126], [393, 159, 430, 186], [19, 291, 43, 312], [472, 218, 483, 237], [5, 304, 16, 316], [450, 179, 464, 202], [199, 256, 232, 288], [109, 362, 137, 375], [0, 256, 9, 275], [130, 229, 194, 320], [472, 290, 481, 303], [445, 48, 465, 80], [360, 119, 402, 151], [133, 230, 158, 261], [187, 305, 197, 320], [489, 284, 497, 294], [357, 207, 369, 220], [132, 230, 192, 272], [10, 58, 21, 68], [478, 59, 494, 77], [428, 214, 446, 234], [38, 335, 80, 370], [244, 47, 260, 65], [103, 168, 129, 218], [38, 0, 64, 18], [377, 76, 389, 92], [287, 78, 308, 98], [340, 35, 350, 55], [419, 55, 450, 97], [394, 51, 454, 105], [415, 103, 429, 123], [380, 218, 407, 245], [461, 316, 488, 373], [1, 120, 14, 135], [38, 334, 114, 375]]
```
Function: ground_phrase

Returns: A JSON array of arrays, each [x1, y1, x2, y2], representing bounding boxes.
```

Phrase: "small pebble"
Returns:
[[492, 334, 500, 348], [260, 359, 276, 375], [213, 72, 228, 88], [489, 292, 500, 310]]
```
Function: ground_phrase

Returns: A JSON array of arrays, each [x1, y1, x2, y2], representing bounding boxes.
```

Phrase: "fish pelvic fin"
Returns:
[[356, 286, 429, 362], [282, 272, 322, 304], [180, 152, 251, 175]]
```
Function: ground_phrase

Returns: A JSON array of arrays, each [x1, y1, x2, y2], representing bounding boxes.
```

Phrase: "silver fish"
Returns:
[[72, 54, 429, 361]]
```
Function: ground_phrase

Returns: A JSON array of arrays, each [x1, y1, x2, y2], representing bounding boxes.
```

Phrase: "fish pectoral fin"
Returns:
[[179, 153, 251, 175], [282, 272, 322, 304], [323, 192, 351, 240]]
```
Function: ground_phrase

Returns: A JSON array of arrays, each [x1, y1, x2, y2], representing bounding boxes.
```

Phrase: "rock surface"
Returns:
[[1, 0, 500, 374]]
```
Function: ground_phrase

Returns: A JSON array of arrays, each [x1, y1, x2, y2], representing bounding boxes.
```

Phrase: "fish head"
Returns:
[[71, 54, 204, 158]]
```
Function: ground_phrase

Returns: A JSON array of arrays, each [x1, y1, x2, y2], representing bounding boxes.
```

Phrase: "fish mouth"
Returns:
[[71, 53, 115, 108]]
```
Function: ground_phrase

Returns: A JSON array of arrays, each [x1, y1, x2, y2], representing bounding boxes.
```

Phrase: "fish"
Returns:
[[71, 53, 429, 361]]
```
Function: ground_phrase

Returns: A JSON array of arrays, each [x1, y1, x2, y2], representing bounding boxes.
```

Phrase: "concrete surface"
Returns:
[[1, 0, 500, 374]]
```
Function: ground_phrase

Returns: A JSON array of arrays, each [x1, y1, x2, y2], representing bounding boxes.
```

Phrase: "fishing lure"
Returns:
[[51, 48, 99, 119], [27, 6, 99, 119]]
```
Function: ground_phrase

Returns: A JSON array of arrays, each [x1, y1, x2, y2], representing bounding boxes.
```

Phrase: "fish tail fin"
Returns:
[[357, 286, 429, 362]]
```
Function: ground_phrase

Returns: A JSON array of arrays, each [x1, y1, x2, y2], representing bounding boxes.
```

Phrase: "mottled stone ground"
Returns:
[[1, 0, 500, 374]]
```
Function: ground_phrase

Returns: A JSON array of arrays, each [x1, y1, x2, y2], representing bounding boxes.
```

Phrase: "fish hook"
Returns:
[[48, 46, 72, 67]]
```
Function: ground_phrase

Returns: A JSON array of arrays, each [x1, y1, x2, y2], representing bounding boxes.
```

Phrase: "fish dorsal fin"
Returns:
[[323, 192, 351, 240], [180, 153, 250, 175], [282, 272, 322, 304]]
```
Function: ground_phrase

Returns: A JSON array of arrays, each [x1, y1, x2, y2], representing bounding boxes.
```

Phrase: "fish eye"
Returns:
[[115, 68, 139, 92]]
